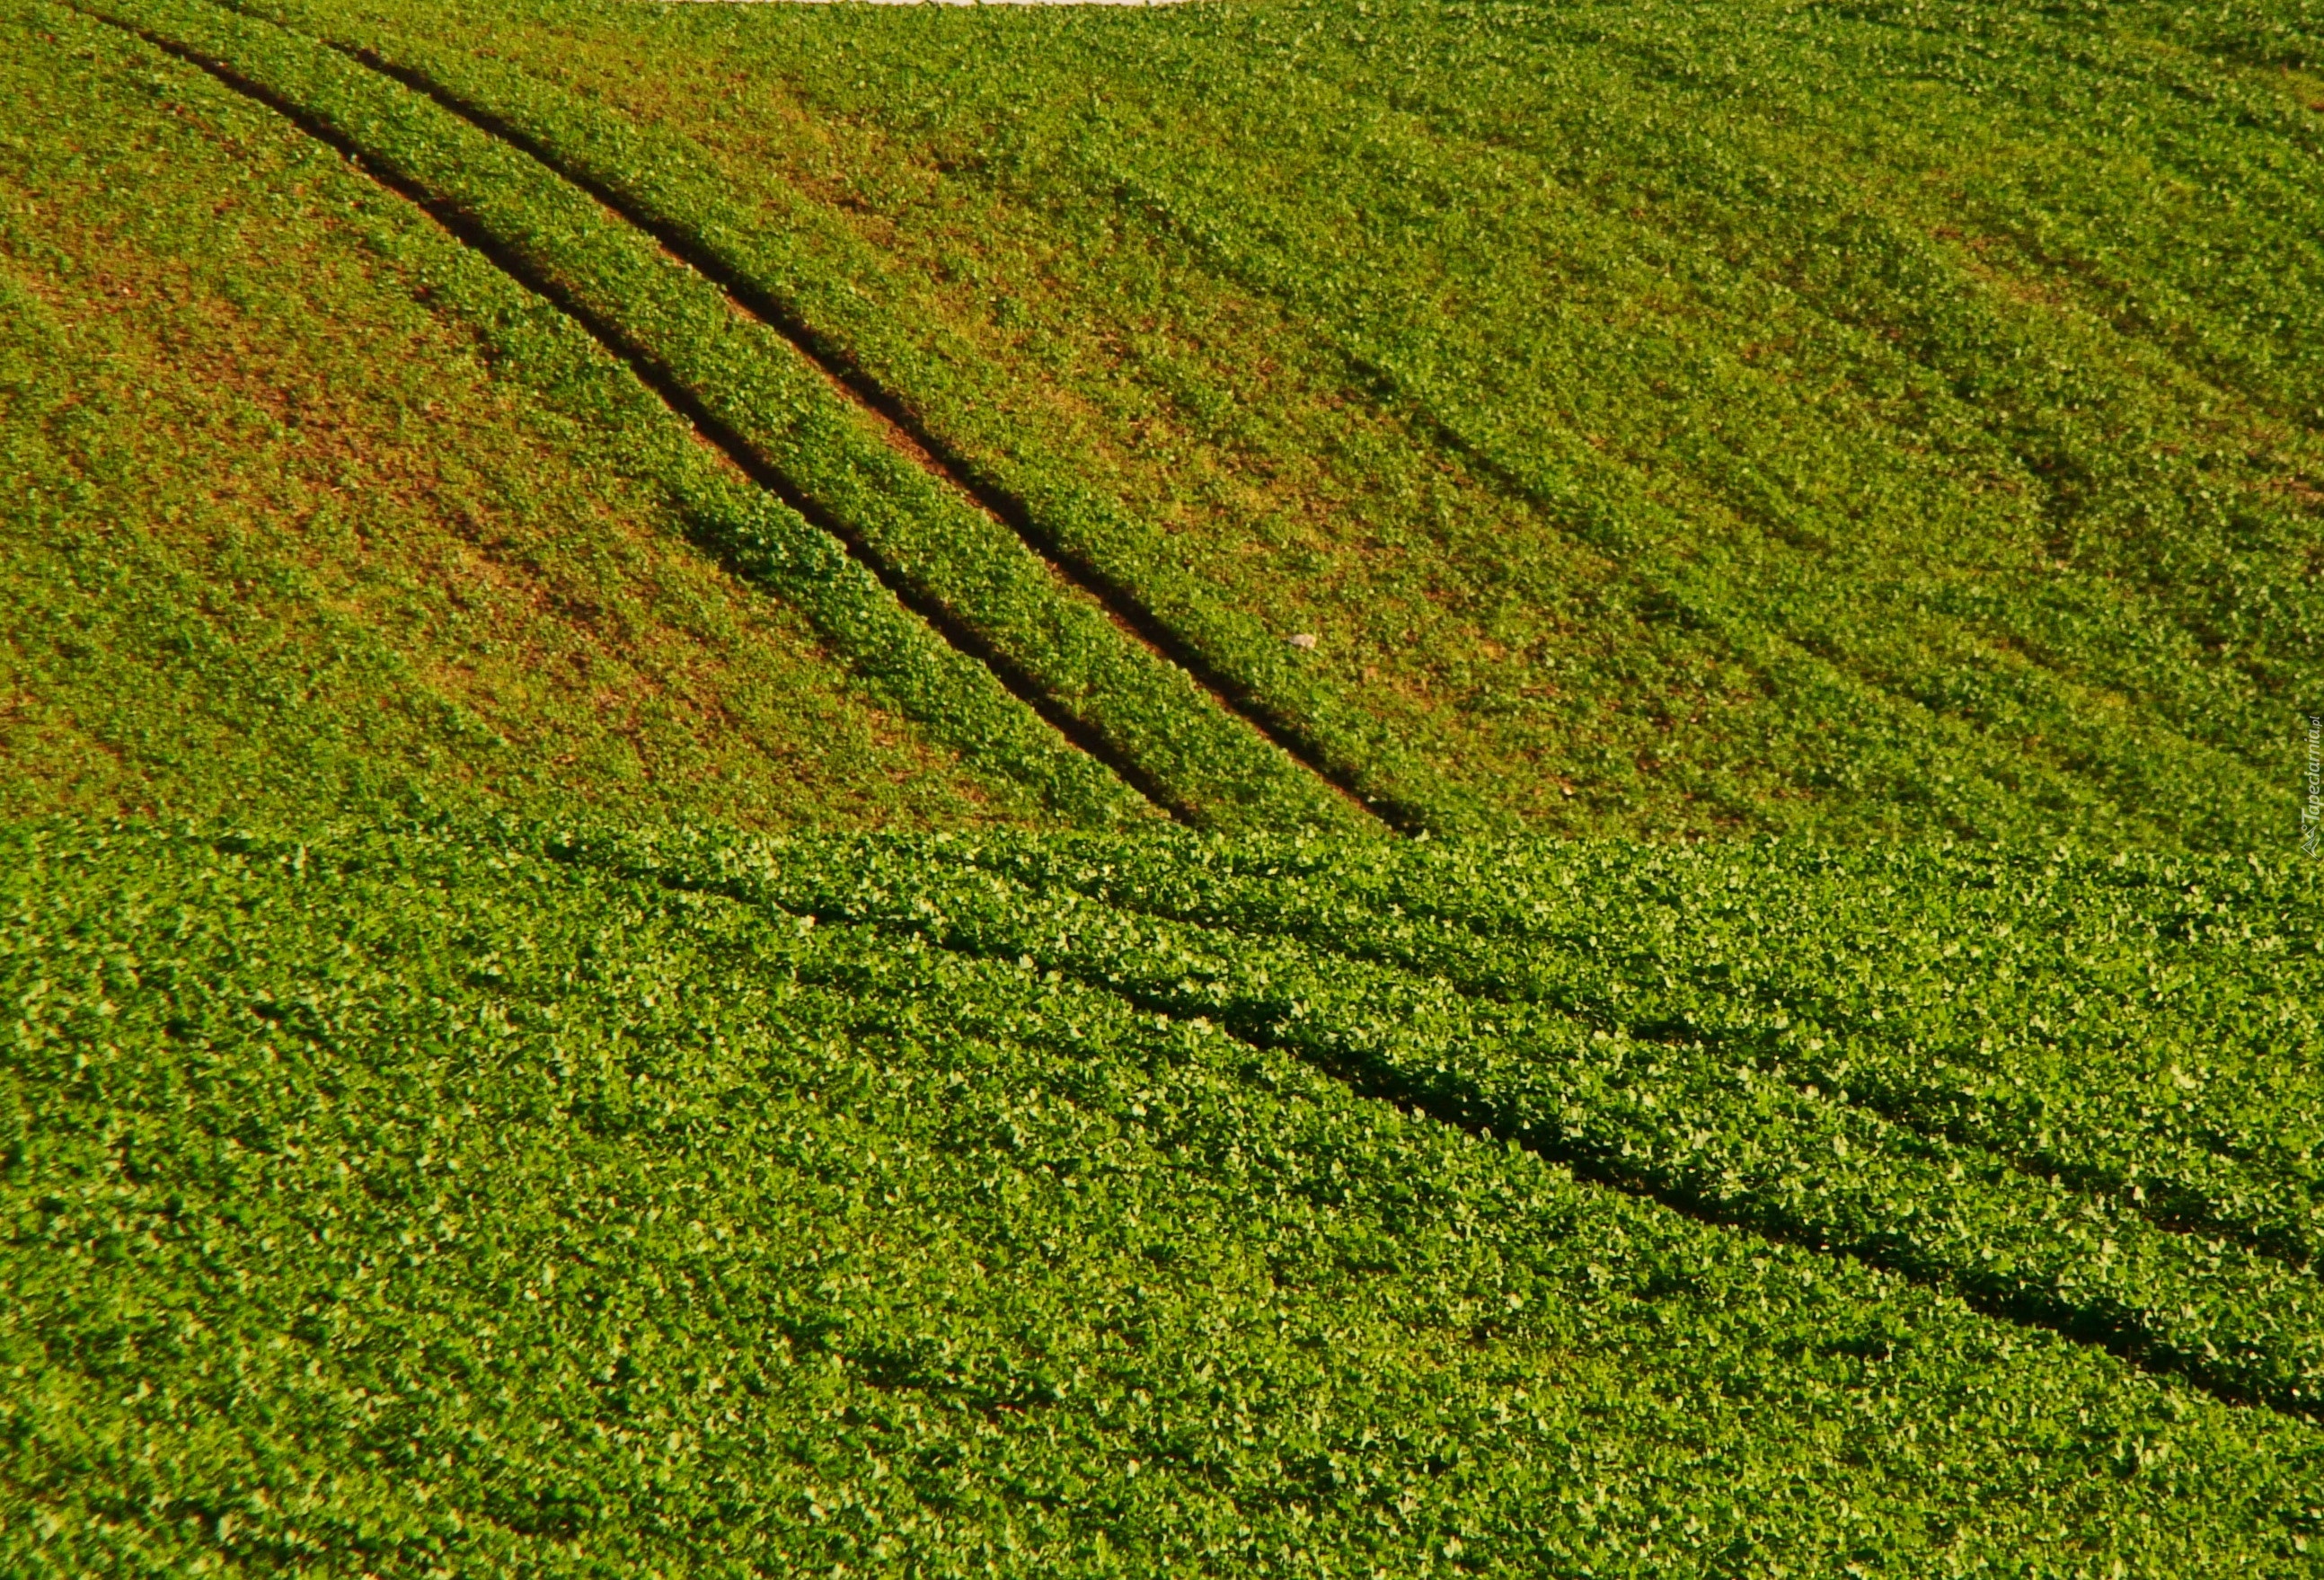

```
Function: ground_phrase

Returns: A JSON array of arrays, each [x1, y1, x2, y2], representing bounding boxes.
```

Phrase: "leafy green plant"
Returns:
[[9, 1, 2324, 1568], [588, 824, 2324, 1420], [242, 0, 2322, 843], [6, 816, 2322, 1575], [0, 0, 1132, 831], [73, 0, 1360, 833]]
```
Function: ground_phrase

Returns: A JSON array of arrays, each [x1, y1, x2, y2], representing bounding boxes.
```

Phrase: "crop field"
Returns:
[[4, 0, 2322, 1570], [4, 822, 2321, 1575], [100, 0, 2324, 842]]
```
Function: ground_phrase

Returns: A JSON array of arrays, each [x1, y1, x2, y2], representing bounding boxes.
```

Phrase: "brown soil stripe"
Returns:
[[327, 41, 1410, 835], [81, 5, 1201, 823]]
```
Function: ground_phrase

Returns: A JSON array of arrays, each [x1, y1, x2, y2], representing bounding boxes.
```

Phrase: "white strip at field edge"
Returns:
[[651, 0, 1189, 7]]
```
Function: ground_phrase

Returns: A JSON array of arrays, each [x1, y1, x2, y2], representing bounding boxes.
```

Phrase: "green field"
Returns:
[[4, 0, 2323, 1569]]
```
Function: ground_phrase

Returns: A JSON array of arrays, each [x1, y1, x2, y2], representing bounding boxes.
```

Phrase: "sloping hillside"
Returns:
[[2, 1, 1137, 830], [149, 0, 2324, 841], [5, 820, 2320, 1574], [16, 0, 2320, 841], [4, 0, 2322, 1571]]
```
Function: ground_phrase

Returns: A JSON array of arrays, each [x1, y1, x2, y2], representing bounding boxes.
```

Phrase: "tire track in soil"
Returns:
[[577, 840, 2324, 1431], [77, 3, 1203, 824], [84, 0, 2323, 1432], [325, 39, 1410, 835]]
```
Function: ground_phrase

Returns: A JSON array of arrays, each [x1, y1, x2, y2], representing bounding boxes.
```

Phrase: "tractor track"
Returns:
[[79, 0, 2322, 1432], [76, 3, 1212, 825], [323, 38, 1411, 835], [584, 841, 2324, 1429]]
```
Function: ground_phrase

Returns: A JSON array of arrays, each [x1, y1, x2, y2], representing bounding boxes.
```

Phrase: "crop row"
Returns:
[[1227, 0, 2324, 744], [39, 0, 1144, 832], [276, 0, 2324, 845], [83, 0, 1356, 834], [6, 819, 2320, 1573], [568, 825, 2324, 1420], [943, 836, 2324, 1275], [3, 4, 1099, 831], [202, 0, 1512, 835], [398, 0, 2320, 846], [1032, 7, 2310, 848]]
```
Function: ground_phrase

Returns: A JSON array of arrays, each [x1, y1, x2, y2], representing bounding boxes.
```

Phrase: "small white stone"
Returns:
[[1286, 631, 1318, 650]]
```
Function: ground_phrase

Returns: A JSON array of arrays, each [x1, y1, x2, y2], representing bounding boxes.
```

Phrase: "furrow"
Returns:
[[75, 6, 1208, 825], [313, 40, 1403, 836], [943, 841, 2324, 1280], [545, 828, 2324, 1427]]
